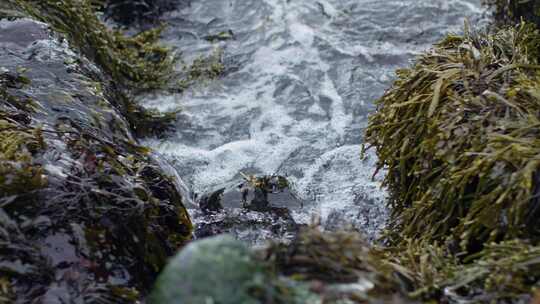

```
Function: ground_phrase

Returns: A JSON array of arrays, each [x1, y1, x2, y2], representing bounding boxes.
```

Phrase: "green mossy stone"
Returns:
[[149, 235, 265, 304]]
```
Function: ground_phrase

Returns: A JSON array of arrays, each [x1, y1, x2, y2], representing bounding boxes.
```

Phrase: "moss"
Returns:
[[365, 23, 540, 251]]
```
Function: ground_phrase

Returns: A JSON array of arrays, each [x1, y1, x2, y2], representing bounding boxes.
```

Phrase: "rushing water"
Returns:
[[142, 0, 487, 241]]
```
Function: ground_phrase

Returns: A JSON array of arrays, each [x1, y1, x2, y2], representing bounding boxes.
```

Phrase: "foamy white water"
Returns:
[[142, 0, 487, 240]]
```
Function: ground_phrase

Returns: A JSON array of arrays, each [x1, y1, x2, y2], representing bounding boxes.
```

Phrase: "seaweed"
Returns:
[[0, 71, 46, 198], [261, 227, 411, 303], [365, 23, 540, 251], [10, 0, 175, 92]]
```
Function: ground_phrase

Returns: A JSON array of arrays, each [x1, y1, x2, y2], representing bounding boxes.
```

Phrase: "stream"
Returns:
[[141, 0, 488, 243]]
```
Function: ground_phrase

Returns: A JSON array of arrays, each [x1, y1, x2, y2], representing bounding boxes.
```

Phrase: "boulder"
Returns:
[[149, 235, 320, 304]]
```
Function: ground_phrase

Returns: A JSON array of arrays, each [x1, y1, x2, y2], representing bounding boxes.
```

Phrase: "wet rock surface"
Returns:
[[0, 18, 191, 303], [101, 0, 189, 28], [193, 175, 304, 244]]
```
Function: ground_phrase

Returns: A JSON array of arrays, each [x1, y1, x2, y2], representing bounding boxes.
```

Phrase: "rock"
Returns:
[[0, 17, 191, 303], [198, 187, 224, 214], [101, 0, 186, 27], [211, 175, 304, 211], [149, 235, 321, 304], [487, 0, 540, 28], [193, 208, 299, 244], [192, 175, 304, 244], [148, 235, 266, 304]]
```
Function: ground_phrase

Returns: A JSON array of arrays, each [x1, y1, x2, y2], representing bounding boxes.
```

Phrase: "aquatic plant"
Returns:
[[365, 23, 540, 252], [10, 0, 175, 92]]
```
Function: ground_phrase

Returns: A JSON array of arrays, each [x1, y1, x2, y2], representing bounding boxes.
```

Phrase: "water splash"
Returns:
[[143, 0, 487, 241]]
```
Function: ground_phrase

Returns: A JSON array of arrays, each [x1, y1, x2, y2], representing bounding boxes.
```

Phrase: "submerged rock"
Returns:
[[192, 175, 304, 244], [0, 17, 191, 303], [101, 0, 186, 27]]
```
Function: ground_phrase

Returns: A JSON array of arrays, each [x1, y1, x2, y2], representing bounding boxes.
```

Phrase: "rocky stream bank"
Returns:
[[2, 0, 540, 303]]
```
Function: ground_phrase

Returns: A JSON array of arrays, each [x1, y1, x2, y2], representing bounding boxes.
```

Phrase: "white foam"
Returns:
[[143, 0, 486, 239]]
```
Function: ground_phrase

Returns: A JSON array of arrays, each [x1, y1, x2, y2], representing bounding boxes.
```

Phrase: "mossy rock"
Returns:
[[149, 235, 267, 304], [0, 18, 191, 303], [150, 235, 320, 304]]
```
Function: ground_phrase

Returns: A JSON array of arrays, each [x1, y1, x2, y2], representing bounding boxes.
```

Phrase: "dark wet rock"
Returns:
[[193, 208, 299, 244], [487, 0, 540, 28], [101, 0, 187, 27], [192, 175, 304, 244], [198, 187, 224, 214], [0, 18, 191, 303]]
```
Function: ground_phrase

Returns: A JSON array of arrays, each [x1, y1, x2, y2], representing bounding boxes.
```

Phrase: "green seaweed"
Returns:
[[365, 23, 540, 251]]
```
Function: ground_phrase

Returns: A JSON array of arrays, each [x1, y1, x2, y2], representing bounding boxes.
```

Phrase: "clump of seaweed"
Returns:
[[261, 226, 540, 303], [378, 239, 540, 303], [262, 227, 411, 303], [0, 71, 46, 198], [365, 23, 540, 252]]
